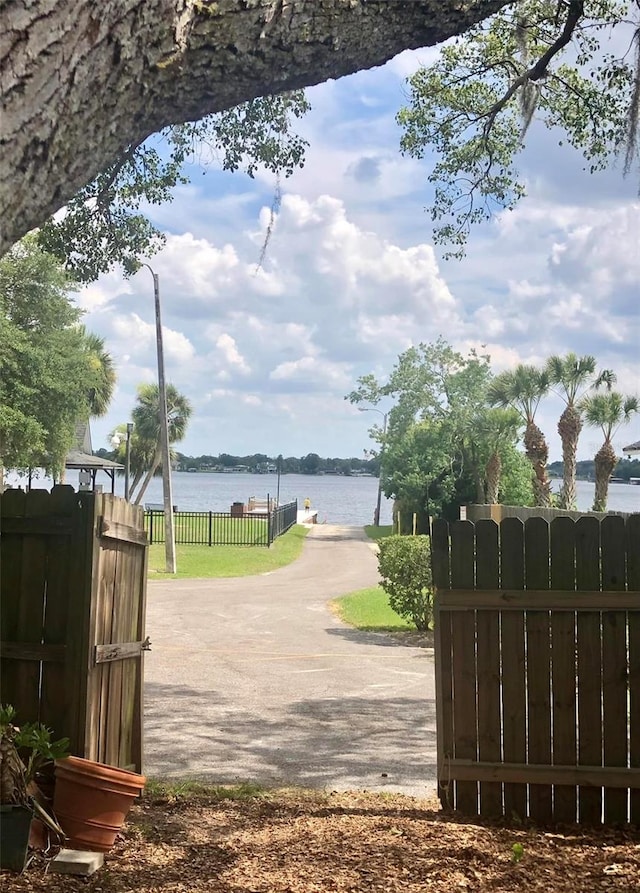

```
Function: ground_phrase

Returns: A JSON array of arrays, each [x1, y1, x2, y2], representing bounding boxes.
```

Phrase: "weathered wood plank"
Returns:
[[99, 517, 148, 547], [550, 517, 577, 824], [524, 517, 552, 822], [104, 497, 126, 767], [475, 520, 501, 817], [627, 514, 640, 824], [132, 512, 150, 775], [575, 516, 603, 824], [0, 642, 66, 662], [39, 486, 76, 735], [437, 590, 639, 609], [1, 517, 73, 535], [431, 519, 451, 590], [0, 490, 27, 708], [499, 517, 527, 822], [15, 490, 51, 722], [450, 520, 478, 816], [600, 515, 628, 823], [435, 595, 454, 811], [95, 640, 148, 664], [447, 760, 640, 788]]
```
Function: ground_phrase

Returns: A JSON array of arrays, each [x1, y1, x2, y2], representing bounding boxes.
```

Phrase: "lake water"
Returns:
[[7, 472, 639, 526]]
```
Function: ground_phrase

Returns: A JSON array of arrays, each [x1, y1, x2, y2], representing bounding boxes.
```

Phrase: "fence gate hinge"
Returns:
[[142, 635, 152, 651]]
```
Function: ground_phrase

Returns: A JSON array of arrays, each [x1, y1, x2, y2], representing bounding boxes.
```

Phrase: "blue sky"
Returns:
[[80, 48, 640, 464]]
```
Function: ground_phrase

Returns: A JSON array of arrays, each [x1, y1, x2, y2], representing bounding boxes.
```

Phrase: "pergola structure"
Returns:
[[65, 421, 123, 493], [623, 440, 640, 457]]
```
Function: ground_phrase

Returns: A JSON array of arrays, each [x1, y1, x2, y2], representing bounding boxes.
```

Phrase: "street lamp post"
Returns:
[[124, 422, 133, 501], [358, 407, 388, 527], [142, 264, 176, 574]]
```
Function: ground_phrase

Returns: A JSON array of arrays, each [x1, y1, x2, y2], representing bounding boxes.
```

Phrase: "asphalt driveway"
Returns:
[[143, 525, 437, 797]]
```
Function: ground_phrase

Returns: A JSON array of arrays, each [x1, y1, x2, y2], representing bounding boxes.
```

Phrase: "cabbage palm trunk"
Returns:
[[547, 354, 608, 510], [488, 366, 551, 507], [582, 391, 638, 513]]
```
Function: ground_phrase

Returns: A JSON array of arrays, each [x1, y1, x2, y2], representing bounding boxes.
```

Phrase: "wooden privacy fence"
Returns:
[[432, 515, 640, 825], [0, 486, 148, 772]]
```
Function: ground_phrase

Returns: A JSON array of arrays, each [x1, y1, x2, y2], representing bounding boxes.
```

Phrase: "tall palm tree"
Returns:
[[488, 365, 552, 507], [546, 353, 612, 510], [129, 383, 192, 505], [581, 391, 638, 512]]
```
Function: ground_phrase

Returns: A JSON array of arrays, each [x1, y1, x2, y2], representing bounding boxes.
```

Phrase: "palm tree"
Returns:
[[546, 353, 612, 510], [488, 365, 552, 507], [581, 391, 639, 512], [128, 383, 192, 505], [478, 407, 522, 504], [79, 328, 116, 417]]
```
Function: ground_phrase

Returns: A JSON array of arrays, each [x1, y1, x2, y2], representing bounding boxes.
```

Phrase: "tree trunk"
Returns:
[[485, 451, 501, 505], [133, 445, 162, 505], [524, 421, 552, 507], [2, 1, 511, 254], [592, 440, 616, 512], [557, 403, 582, 510]]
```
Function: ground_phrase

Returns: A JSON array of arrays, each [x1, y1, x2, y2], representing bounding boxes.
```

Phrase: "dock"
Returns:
[[297, 509, 318, 524]]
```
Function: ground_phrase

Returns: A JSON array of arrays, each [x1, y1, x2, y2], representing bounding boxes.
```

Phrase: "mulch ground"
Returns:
[[3, 788, 639, 892]]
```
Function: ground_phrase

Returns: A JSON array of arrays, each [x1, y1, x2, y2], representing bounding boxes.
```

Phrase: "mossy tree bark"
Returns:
[[2, 1, 511, 255]]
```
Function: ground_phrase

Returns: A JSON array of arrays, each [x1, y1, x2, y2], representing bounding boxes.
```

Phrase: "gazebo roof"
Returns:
[[64, 421, 123, 472], [623, 440, 640, 456]]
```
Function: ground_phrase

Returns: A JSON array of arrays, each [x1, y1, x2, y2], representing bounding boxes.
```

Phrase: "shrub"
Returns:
[[377, 535, 434, 631]]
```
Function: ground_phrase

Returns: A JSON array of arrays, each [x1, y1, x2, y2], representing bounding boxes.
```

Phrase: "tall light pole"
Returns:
[[359, 407, 388, 527], [142, 264, 176, 574]]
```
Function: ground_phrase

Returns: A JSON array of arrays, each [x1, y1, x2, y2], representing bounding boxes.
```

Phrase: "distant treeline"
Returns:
[[173, 452, 380, 476], [548, 457, 640, 482]]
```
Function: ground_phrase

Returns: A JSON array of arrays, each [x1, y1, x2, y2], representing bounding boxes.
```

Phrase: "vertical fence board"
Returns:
[[96, 500, 118, 764], [475, 520, 502, 817], [600, 516, 628, 824], [499, 518, 527, 821], [627, 514, 640, 824], [39, 487, 76, 734], [105, 498, 126, 767], [0, 489, 26, 710], [450, 520, 478, 815], [132, 517, 149, 774], [524, 518, 552, 822], [575, 517, 603, 824], [432, 520, 454, 810], [16, 490, 51, 722], [550, 517, 578, 823]]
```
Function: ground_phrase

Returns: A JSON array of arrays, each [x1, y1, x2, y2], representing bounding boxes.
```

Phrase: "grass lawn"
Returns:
[[331, 584, 413, 632], [148, 524, 309, 578], [363, 524, 393, 541]]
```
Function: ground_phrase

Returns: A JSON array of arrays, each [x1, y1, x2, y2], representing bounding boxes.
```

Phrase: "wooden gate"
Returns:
[[432, 515, 640, 824], [0, 486, 148, 772]]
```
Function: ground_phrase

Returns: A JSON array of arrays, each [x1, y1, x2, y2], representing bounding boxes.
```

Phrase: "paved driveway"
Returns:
[[143, 525, 437, 797]]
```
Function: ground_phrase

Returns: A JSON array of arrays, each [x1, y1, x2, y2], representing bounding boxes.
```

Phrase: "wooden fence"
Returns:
[[432, 515, 640, 824], [1, 486, 148, 772]]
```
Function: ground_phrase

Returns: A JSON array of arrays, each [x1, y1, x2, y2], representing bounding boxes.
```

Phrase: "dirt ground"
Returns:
[[3, 787, 639, 893]]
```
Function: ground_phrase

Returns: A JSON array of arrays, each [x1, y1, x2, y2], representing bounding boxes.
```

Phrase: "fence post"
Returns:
[[208, 510, 212, 547], [148, 511, 153, 545]]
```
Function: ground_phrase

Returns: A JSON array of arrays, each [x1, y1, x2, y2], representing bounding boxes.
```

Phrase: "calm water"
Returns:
[[7, 473, 639, 526], [135, 472, 394, 526]]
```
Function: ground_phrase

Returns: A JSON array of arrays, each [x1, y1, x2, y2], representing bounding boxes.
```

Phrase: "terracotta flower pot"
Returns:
[[53, 756, 145, 852]]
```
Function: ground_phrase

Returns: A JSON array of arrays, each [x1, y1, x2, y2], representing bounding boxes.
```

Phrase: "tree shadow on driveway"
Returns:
[[144, 682, 437, 796]]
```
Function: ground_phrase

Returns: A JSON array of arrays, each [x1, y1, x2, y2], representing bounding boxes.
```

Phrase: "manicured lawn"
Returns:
[[148, 524, 309, 578], [331, 585, 413, 632], [363, 524, 394, 541]]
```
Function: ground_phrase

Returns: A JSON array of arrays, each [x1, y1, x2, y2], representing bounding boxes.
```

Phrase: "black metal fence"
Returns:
[[144, 500, 298, 547]]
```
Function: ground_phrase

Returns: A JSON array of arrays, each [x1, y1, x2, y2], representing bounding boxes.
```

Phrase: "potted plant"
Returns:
[[0, 705, 68, 871]]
